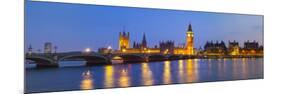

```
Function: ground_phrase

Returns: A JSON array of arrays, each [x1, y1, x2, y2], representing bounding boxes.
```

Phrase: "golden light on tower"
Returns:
[[186, 23, 194, 55], [119, 30, 130, 50], [122, 49, 126, 52]]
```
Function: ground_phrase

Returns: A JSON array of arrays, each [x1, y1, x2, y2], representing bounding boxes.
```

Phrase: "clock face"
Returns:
[[187, 33, 193, 37]]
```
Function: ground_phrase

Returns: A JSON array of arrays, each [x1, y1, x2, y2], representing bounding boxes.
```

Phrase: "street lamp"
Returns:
[[107, 46, 112, 50], [84, 48, 91, 53]]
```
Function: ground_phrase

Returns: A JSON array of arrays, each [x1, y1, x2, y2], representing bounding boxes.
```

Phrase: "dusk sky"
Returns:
[[25, 1, 263, 52]]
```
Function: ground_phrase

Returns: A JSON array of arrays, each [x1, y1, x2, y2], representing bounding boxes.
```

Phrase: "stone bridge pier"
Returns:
[[26, 54, 59, 68]]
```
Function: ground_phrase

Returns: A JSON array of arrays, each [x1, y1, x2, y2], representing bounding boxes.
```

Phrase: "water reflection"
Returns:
[[141, 63, 154, 85], [241, 58, 249, 79], [163, 61, 171, 84], [80, 70, 94, 90], [104, 65, 114, 88], [178, 60, 184, 83], [118, 68, 130, 87], [26, 58, 263, 93], [186, 59, 199, 82], [217, 59, 224, 79], [232, 58, 239, 79]]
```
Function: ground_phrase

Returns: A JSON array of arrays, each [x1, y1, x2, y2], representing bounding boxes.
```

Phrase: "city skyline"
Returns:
[[25, 1, 263, 52]]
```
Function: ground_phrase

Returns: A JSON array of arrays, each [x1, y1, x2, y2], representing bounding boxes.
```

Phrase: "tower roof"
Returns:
[[142, 33, 146, 41], [142, 33, 147, 46], [188, 23, 193, 32]]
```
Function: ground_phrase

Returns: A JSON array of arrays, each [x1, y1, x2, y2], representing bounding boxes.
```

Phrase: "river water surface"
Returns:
[[25, 58, 263, 93]]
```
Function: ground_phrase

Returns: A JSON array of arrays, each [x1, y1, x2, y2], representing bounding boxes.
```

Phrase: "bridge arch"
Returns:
[[167, 55, 183, 60], [58, 54, 110, 65], [148, 54, 167, 61], [26, 56, 54, 64], [26, 55, 58, 68], [114, 54, 147, 63]]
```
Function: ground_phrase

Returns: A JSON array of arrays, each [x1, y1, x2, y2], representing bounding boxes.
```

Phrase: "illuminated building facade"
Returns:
[[119, 32, 130, 50], [186, 24, 194, 55], [201, 40, 263, 56], [116, 32, 159, 54], [114, 23, 196, 55], [228, 40, 240, 55], [241, 40, 263, 55], [98, 23, 263, 56]]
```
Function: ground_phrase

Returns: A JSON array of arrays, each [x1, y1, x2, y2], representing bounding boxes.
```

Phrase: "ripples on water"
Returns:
[[25, 58, 263, 93]]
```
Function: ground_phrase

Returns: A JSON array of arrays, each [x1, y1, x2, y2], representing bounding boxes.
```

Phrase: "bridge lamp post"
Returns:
[[107, 46, 113, 54], [83, 48, 92, 55], [107, 46, 112, 50]]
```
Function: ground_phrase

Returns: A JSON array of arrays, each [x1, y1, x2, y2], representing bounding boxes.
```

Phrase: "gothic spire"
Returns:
[[188, 23, 193, 32], [142, 33, 147, 48]]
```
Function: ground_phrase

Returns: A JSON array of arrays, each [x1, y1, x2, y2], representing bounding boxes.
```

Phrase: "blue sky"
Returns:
[[25, 1, 263, 52]]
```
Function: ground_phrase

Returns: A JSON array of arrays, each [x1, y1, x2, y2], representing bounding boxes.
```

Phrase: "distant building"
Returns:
[[173, 23, 196, 55], [119, 29, 130, 51], [44, 42, 52, 54], [241, 40, 263, 55], [28, 44, 32, 55], [244, 40, 259, 50], [116, 23, 197, 55], [98, 47, 113, 54], [117, 31, 159, 54], [142, 33, 147, 48], [159, 40, 174, 54], [133, 33, 148, 49], [204, 41, 227, 55], [228, 40, 240, 55], [197, 46, 204, 55]]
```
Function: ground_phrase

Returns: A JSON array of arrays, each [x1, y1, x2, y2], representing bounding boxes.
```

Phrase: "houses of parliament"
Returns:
[[98, 23, 263, 56], [98, 23, 195, 55]]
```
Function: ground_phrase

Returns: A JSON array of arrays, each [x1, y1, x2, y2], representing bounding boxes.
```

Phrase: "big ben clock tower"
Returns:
[[186, 23, 194, 55]]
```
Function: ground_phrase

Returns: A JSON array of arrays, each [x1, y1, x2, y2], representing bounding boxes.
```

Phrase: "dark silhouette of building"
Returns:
[[159, 40, 174, 54], [142, 33, 147, 48], [244, 40, 259, 50], [44, 42, 52, 54], [204, 41, 227, 55], [241, 40, 263, 55], [133, 33, 148, 49]]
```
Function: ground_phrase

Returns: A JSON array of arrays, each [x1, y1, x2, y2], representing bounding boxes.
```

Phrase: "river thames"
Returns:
[[25, 58, 263, 93]]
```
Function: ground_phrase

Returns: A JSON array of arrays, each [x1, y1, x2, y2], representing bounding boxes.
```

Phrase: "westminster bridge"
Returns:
[[25, 52, 262, 68]]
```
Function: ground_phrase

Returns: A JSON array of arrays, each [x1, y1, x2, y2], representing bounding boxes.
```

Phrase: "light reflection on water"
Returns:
[[163, 61, 171, 84], [25, 58, 263, 93], [141, 63, 154, 86], [118, 68, 130, 87], [104, 65, 114, 88], [186, 59, 199, 83], [80, 70, 94, 90]]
